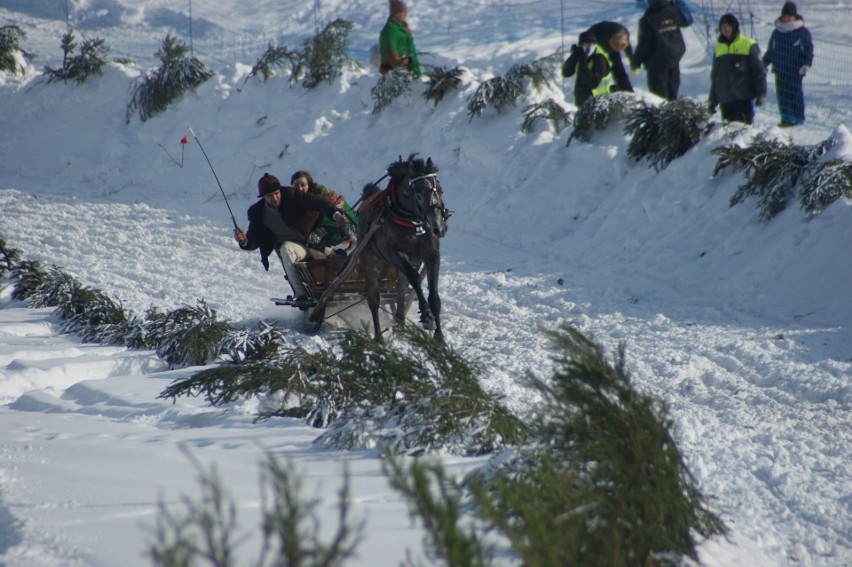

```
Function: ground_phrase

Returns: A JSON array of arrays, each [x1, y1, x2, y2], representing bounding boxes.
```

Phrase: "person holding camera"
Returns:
[[562, 31, 612, 107]]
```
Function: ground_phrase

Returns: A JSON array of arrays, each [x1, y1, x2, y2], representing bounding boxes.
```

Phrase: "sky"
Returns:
[[1, 0, 851, 565]]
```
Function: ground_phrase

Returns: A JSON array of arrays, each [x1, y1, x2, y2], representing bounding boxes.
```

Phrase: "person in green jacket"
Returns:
[[290, 170, 357, 254], [379, 0, 420, 77]]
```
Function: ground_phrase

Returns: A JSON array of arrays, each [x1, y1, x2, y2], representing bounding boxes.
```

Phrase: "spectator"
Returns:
[[379, 0, 420, 77], [587, 21, 635, 94], [762, 2, 813, 127], [233, 173, 348, 304], [632, 0, 690, 100], [708, 13, 767, 125], [562, 31, 612, 107]]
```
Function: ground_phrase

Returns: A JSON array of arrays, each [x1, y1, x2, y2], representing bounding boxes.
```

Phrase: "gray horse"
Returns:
[[357, 154, 449, 343]]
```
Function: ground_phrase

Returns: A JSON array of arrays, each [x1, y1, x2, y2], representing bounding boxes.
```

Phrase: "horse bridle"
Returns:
[[407, 172, 451, 234]]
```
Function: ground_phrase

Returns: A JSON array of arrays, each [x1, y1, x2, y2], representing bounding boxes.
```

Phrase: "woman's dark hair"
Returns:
[[290, 170, 315, 187]]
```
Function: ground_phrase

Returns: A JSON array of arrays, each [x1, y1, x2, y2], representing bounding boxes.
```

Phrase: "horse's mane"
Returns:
[[386, 153, 438, 182]]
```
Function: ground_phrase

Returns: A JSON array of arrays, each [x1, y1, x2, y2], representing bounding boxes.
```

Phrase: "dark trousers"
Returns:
[[774, 71, 805, 124], [646, 65, 681, 100], [720, 99, 755, 125]]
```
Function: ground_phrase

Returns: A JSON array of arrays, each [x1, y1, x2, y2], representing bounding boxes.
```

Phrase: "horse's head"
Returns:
[[394, 155, 450, 238]]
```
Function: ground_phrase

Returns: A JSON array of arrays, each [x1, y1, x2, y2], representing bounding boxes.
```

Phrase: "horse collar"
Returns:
[[386, 178, 428, 235]]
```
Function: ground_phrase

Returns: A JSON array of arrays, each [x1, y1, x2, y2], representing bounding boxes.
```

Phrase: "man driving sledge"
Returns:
[[233, 173, 352, 304]]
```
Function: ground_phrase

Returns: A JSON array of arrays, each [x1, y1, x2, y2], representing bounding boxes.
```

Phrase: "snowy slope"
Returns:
[[1, 1, 851, 565]]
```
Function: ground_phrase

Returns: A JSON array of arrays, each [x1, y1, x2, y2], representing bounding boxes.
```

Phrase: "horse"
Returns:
[[356, 154, 450, 343]]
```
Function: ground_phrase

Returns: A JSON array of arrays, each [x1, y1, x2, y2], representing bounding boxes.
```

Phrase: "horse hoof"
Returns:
[[420, 316, 435, 331]]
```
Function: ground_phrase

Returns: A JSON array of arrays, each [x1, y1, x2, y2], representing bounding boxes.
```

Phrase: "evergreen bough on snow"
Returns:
[[245, 42, 300, 83], [521, 98, 573, 134], [421, 65, 465, 107], [160, 323, 528, 456], [625, 98, 712, 171], [0, 236, 262, 363], [567, 92, 642, 145], [371, 68, 413, 115], [298, 19, 359, 89], [385, 325, 728, 567], [713, 133, 832, 219], [384, 456, 492, 567], [126, 34, 214, 123], [149, 448, 363, 567], [144, 300, 231, 368], [245, 19, 358, 89], [0, 25, 30, 75], [44, 29, 109, 85], [799, 159, 852, 215], [466, 53, 561, 120]]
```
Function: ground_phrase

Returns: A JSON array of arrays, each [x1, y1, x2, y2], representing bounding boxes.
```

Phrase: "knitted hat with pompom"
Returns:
[[257, 173, 282, 196]]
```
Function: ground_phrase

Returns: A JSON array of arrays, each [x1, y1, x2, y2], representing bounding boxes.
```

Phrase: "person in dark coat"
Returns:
[[561, 31, 611, 107], [709, 13, 767, 125], [762, 1, 813, 126], [631, 0, 690, 100], [587, 21, 635, 94], [234, 173, 348, 301]]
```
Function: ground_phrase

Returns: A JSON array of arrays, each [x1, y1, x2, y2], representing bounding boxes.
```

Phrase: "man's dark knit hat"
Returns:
[[781, 2, 798, 17], [257, 173, 282, 196]]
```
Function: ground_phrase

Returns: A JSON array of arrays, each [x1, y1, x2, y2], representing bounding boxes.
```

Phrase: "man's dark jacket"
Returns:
[[632, 0, 689, 71], [240, 187, 338, 270]]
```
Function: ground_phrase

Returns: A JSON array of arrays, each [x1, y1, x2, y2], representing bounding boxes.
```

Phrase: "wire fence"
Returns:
[[685, 0, 851, 133], [11, 1, 850, 134]]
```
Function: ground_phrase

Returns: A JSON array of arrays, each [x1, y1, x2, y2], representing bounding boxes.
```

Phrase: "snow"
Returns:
[[1, 0, 851, 565]]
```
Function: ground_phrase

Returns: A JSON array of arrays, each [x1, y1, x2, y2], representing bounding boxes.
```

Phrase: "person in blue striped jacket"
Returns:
[[762, 2, 814, 127]]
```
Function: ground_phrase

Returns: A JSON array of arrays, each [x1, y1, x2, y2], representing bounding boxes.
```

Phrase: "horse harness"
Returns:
[[386, 172, 447, 236]]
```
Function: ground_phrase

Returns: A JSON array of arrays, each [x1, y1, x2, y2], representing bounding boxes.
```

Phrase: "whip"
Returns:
[[188, 127, 238, 230]]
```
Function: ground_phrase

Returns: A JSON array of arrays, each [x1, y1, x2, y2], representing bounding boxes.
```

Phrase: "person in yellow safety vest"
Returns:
[[708, 13, 767, 124], [587, 21, 635, 94], [562, 31, 612, 107]]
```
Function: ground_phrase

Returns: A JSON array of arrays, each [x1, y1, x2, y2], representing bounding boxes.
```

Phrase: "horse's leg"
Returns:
[[426, 257, 442, 341], [397, 260, 432, 331], [362, 258, 384, 343], [394, 271, 407, 324]]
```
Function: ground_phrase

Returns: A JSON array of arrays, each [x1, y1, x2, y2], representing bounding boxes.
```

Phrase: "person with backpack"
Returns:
[[562, 31, 612, 107], [379, 0, 420, 77], [762, 2, 814, 127], [631, 0, 691, 100], [708, 13, 767, 125]]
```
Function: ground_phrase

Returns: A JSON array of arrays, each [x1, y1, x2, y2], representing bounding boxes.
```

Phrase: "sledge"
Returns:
[[271, 221, 420, 332]]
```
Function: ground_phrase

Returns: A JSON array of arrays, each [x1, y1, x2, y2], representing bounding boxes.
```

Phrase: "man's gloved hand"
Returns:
[[756, 95, 766, 107], [799, 65, 810, 76], [570, 44, 583, 58]]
